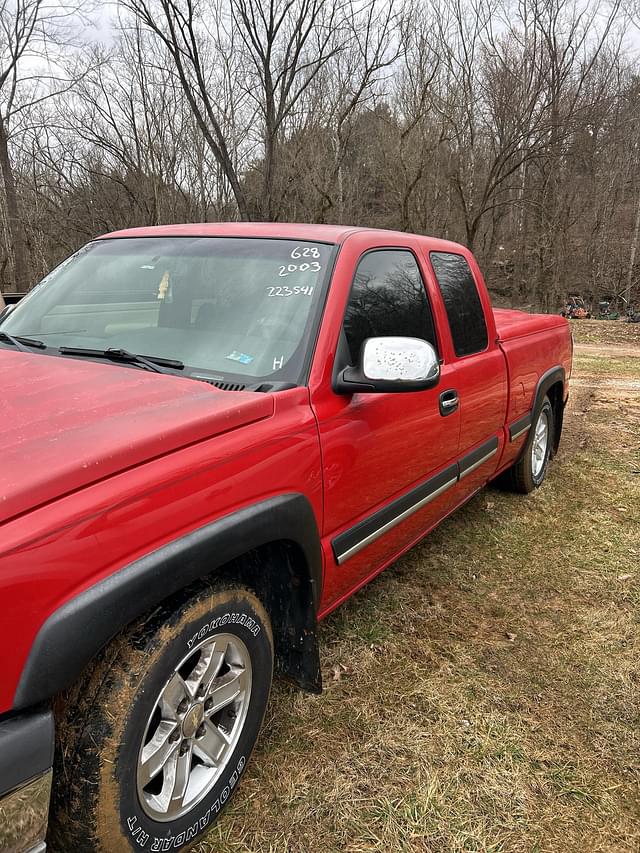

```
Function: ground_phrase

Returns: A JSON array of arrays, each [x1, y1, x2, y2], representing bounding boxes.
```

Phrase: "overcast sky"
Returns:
[[86, 1, 640, 55]]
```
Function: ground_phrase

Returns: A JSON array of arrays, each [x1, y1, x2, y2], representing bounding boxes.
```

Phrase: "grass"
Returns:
[[569, 318, 640, 346], [573, 352, 640, 379], [196, 321, 640, 853]]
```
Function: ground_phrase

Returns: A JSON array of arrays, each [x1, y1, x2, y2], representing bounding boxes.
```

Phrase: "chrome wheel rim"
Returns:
[[137, 633, 252, 822], [531, 411, 549, 478]]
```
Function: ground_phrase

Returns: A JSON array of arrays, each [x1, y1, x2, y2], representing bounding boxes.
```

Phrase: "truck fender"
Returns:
[[13, 493, 323, 710], [509, 366, 566, 455]]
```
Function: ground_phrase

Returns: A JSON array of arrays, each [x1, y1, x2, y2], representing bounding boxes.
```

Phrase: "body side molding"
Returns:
[[13, 494, 323, 709], [332, 464, 459, 565], [459, 436, 499, 478], [333, 431, 504, 565], [508, 413, 532, 442]]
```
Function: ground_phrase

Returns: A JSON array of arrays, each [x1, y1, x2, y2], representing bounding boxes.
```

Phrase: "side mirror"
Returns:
[[335, 336, 440, 394]]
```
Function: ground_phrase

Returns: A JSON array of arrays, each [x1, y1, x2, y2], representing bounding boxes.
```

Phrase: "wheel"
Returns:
[[500, 396, 554, 494], [48, 584, 273, 852]]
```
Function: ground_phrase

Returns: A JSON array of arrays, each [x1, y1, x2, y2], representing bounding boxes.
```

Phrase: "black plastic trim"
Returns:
[[13, 494, 322, 710], [516, 366, 566, 459], [533, 366, 565, 415], [459, 436, 499, 477], [335, 358, 441, 394], [507, 367, 565, 447], [508, 412, 532, 442], [332, 463, 459, 564], [0, 709, 54, 797]]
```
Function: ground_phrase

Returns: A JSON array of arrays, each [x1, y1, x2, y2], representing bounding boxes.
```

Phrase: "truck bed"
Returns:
[[493, 308, 572, 428], [493, 307, 568, 341]]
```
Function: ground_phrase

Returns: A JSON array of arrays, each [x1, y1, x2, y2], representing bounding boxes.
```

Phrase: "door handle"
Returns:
[[439, 389, 459, 417]]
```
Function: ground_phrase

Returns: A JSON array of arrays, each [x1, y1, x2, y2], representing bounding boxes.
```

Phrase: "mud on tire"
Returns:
[[48, 584, 273, 852]]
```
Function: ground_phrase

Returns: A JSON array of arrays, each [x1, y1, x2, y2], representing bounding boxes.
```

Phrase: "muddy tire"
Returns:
[[48, 584, 273, 852], [500, 397, 554, 494]]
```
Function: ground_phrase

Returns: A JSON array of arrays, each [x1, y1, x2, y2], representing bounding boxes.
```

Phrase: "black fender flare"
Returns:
[[532, 365, 566, 415], [13, 493, 323, 710], [533, 366, 566, 453], [514, 365, 566, 458]]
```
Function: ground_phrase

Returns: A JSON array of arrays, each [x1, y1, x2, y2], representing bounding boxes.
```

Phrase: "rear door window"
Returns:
[[430, 252, 488, 357]]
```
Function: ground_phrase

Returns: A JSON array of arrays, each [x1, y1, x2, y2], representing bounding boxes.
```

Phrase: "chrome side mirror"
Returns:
[[335, 336, 440, 394]]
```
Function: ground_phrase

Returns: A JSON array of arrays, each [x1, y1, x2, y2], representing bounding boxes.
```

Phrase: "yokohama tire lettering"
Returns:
[[187, 613, 260, 649]]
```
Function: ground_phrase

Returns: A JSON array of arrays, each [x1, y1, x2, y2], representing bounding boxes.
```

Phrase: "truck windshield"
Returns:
[[1, 236, 335, 385]]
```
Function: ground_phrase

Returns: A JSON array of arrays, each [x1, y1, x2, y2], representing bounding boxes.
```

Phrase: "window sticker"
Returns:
[[226, 351, 254, 365]]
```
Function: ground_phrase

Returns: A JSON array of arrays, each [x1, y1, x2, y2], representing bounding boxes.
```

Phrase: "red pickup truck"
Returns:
[[0, 224, 571, 853]]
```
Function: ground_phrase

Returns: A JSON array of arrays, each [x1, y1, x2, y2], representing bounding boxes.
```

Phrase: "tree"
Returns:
[[0, 0, 85, 290]]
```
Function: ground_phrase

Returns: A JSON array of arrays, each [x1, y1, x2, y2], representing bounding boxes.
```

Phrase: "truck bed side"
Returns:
[[493, 308, 572, 472]]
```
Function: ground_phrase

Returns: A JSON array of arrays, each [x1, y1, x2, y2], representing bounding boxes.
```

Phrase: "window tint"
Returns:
[[343, 250, 437, 363], [430, 252, 488, 357]]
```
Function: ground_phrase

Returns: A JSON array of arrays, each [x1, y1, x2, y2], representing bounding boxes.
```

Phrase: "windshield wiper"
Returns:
[[58, 346, 184, 375], [0, 331, 46, 351]]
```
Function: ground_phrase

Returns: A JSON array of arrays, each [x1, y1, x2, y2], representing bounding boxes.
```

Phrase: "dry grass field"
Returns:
[[198, 320, 640, 853]]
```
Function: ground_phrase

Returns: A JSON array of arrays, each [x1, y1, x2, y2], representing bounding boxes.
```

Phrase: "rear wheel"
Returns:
[[501, 396, 554, 494], [48, 584, 273, 852]]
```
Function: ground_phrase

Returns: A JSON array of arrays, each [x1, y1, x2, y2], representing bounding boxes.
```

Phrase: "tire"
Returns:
[[501, 396, 554, 494], [48, 584, 273, 853]]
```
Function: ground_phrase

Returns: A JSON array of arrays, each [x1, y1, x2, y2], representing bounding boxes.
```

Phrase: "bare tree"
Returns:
[[0, 0, 637, 310], [124, 0, 354, 219], [0, 0, 86, 290]]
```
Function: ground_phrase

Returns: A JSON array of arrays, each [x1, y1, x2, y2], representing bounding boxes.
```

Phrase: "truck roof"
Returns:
[[97, 222, 465, 252]]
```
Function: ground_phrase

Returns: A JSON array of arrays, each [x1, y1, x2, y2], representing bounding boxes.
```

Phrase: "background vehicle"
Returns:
[[561, 295, 591, 319], [597, 299, 620, 320], [0, 223, 572, 852]]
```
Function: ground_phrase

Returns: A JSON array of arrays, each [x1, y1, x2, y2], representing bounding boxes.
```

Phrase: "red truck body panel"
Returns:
[[0, 349, 273, 524], [0, 223, 572, 714], [0, 386, 322, 711], [494, 308, 572, 427]]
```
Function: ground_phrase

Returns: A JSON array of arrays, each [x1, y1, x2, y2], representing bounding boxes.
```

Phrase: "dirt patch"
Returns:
[[570, 319, 640, 346], [575, 343, 640, 359]]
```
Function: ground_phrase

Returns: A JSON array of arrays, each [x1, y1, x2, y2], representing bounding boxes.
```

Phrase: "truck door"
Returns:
[[310, 246, 461, 611], [426, 250, 508, 493]]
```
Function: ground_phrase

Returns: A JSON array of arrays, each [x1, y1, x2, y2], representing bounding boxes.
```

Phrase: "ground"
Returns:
[[198, 319, 640, 853]]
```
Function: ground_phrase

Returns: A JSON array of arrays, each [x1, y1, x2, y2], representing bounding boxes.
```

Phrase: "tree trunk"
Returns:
[[626, 187, 640, 311], [262, 131, 275, 221], [0, 115, 28, 292]]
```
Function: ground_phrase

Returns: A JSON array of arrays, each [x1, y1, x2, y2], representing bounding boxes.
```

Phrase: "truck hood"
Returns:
[[0, 349, 273, 523]]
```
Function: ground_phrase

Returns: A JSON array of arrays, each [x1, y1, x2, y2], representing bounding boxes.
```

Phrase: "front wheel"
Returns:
[[49, 585, 273, 852], [501, 396, 554, 494]]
